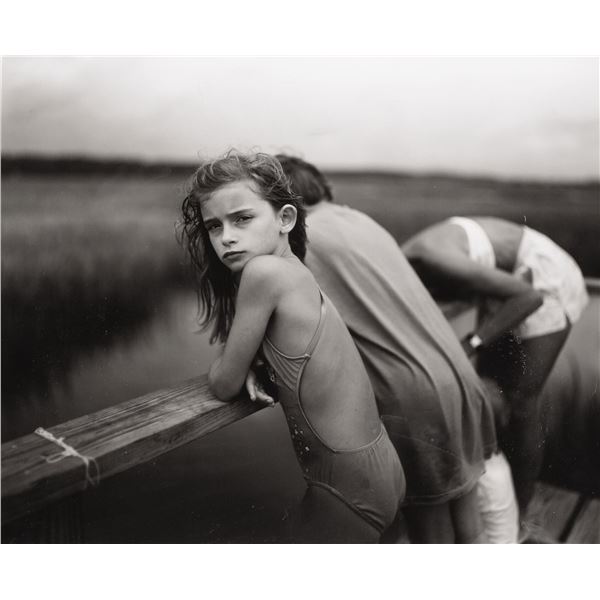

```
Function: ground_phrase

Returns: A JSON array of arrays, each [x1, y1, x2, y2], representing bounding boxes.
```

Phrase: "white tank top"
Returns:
[[448, 217, 496, 269]]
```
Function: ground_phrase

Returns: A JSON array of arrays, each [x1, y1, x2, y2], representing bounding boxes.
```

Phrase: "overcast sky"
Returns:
[[2, 56, 598, 181]]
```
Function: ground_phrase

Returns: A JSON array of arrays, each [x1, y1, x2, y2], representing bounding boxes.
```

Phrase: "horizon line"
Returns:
[[2, 153, 599, 188]]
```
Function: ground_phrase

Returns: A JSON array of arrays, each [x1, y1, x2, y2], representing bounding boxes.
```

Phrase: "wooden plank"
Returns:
[[584, 277, 600, 292], [524, 484, 579, 542], [1, 375, 263, 524], [564, 498, 600, 544], [523, 483, 600, 544]]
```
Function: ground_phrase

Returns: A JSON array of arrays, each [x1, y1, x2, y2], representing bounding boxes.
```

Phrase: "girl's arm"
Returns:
[[208, 257, 282, 401], [460, 291, 543, 355], [410, 242, 536, 299], [409, 242, 543, 352]]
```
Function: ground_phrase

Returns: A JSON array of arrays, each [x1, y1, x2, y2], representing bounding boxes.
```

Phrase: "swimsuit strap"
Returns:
[[263, 288, 326, 359], [304, 288, 327, 357], [262, 288, 326, 392]]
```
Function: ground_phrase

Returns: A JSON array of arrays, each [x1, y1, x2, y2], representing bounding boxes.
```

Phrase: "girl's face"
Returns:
[[201, 180, 293, 273]]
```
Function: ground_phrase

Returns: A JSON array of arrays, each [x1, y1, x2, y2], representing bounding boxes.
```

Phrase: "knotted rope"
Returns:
[[34, 427, 100, 488]]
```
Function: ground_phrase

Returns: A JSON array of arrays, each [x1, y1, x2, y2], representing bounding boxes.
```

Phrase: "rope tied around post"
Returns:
[[34, 427, 100, 488]]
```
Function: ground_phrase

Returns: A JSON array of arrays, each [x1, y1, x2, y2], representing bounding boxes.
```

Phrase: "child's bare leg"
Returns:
[[478, 327, 570, 513], [500, 327, 570, 512], [403, 503, 455, 543], [450, 486, 488, 543]]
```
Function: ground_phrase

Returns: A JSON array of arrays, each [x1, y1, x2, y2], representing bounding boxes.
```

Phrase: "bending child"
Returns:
[[179, 151, 405, 543], [402, 217, 589, 515]]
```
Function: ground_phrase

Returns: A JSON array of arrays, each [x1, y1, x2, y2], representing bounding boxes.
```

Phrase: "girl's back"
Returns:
[[260, 256, 404, 537], [262, 256, 381, 450], [471, 217, 524, 272]]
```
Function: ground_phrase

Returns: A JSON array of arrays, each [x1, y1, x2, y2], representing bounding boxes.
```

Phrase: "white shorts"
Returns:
[[477, 451, 519, 544], [512, 227, 588, 339]]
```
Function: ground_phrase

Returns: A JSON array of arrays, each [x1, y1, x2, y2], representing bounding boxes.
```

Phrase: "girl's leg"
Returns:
[[403, 503, 455, 543], [289, 485, 382, 543], [404, 490, 488, 543], [502, 326, 570, 512], [480, 326, 571, 512], [450, 486, 488, 543]]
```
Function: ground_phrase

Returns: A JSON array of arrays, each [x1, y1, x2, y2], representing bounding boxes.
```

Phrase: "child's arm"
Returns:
[[208, 257, 283, 401], [460, 290, 543, 355], [411, 243, 537, 299], [410, 243, 544, 353], [245, 366, 276, 406]]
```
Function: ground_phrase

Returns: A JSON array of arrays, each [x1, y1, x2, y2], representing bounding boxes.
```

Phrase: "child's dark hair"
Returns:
[[179, 150, 307, 344], [275, 154, 333, 206]]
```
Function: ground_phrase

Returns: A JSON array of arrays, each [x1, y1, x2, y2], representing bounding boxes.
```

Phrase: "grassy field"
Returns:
[[2, 171, 598, 396], [1, 174, 190, 395]]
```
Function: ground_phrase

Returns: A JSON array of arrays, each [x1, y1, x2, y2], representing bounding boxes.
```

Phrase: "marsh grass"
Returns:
[[2, 174, 191, 396]]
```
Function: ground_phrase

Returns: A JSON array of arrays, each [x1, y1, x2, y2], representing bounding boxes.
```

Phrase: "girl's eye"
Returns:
[[236, 215, 252, 224], [207, 223, 222, 233]]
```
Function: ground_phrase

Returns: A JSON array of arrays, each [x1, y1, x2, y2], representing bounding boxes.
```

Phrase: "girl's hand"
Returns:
[[245, 369, 276, 407]]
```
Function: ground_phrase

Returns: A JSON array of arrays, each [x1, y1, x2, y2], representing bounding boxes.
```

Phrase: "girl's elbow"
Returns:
[[208, 371, 241, 401]]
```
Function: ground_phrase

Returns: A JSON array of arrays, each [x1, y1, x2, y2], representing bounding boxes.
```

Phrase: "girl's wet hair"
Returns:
[[179, 150, 307, 343]]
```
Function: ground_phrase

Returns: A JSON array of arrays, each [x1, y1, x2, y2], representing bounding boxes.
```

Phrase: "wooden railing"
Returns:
[[2, 278, 599, 528], [1, 377, 262, 524]]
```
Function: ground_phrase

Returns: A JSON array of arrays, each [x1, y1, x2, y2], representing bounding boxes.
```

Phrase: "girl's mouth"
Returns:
[[223, 251, 245, 261]]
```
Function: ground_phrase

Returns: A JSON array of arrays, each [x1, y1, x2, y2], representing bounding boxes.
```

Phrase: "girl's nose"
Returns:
[[221, 223, 237, 246]]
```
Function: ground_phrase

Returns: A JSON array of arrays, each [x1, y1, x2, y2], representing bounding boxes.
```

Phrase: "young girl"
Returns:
[[180, 151, 405, 543], [402, 216, 589, 515]]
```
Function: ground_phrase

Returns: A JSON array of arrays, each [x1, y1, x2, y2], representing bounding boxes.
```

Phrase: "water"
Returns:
[[3, 292, 306, 542]]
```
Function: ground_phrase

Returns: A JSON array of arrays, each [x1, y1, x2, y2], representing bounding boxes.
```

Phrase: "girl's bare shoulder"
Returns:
[[240, 255, 305, 297]]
